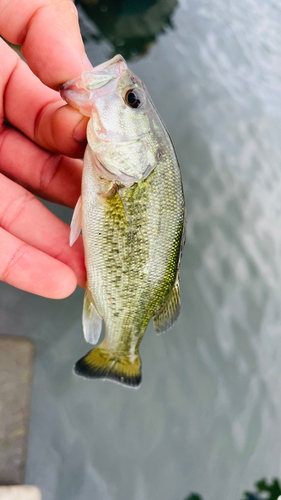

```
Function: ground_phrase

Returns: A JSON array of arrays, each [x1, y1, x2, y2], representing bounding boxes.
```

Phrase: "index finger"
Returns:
[[0, 0, 92, 89]]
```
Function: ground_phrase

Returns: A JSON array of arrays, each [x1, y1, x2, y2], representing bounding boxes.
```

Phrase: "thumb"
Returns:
[[0, 0, 93, 89]]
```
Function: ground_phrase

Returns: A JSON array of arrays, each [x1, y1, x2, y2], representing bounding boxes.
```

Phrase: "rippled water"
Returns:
[[1, 0, 281, 499]]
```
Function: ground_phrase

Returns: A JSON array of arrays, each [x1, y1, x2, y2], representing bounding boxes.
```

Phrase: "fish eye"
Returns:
[[123, 88, 143, 109]]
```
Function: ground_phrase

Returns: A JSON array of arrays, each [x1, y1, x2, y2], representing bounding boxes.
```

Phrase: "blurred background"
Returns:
[[1, 0, 281, 498]]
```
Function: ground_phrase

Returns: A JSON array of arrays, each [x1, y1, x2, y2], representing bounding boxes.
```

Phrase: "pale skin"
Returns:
[[0, 0, 91, 299]]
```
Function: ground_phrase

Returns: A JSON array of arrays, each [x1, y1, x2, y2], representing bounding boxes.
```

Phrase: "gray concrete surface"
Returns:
[[0, 337, 34, 485]]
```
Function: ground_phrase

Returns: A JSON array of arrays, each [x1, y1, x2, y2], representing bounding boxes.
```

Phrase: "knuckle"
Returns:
[[39, 153, 62, 194], [33, 99, 59, 147], [2, 242, 29, 282], [0, 188, 35, 232]]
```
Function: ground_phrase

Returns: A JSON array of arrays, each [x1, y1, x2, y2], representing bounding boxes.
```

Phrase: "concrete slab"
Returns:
[[0, 337, 34, 485]]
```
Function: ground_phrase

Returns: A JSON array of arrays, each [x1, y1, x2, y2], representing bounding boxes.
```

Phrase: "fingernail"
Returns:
[[82, 53, 93, 71], [73, 116, 89, 142]]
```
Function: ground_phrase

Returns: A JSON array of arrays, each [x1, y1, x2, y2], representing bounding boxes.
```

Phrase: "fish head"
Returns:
[[60, 55, 164, 185]]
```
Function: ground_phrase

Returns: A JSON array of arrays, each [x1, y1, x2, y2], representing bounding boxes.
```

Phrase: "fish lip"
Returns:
[[59, 75, 114, 103], [60, 75, 114, 94], [60, 54, 127, 99]]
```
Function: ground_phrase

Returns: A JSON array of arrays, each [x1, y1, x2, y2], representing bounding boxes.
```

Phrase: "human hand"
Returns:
[[0, 0, 91, 299]]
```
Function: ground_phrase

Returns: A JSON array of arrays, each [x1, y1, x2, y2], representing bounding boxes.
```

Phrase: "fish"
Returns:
[[60, 55, 186, 388]]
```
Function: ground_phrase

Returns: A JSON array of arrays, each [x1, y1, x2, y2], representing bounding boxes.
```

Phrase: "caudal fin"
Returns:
[[74, 341, 141, 388]]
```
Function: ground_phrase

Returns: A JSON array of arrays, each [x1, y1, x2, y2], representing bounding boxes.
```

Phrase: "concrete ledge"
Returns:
[[0, 337, 34, 485], [0, 486, 41, 499]]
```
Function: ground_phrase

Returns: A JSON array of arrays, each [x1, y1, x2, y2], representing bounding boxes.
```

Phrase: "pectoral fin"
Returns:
[[70, 195, 82, 247], [153, 276, 181, 335], [83, 289, 102, 345]]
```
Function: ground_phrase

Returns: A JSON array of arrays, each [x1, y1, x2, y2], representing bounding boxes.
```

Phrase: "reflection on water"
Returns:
[[242, 478, 281, 500], [76, 0, 177, 60], [1, 0, 281, 499], [184, 477, 281, 499], [184, 494, 203, 500]]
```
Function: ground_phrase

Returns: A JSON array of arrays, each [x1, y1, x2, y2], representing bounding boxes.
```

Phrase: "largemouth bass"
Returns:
[[60, 55, 186, 388]]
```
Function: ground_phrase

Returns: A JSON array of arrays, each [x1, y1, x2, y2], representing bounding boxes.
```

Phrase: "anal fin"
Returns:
[[153, 276, 181, 335], [83, 289, 102, 345]]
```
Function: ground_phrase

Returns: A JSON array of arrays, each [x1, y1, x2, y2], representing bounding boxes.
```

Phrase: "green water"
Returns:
[[1, 0, 281, 498]]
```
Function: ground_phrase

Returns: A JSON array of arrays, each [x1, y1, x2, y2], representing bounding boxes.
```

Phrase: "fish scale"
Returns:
[[81, 140, 184, 359]]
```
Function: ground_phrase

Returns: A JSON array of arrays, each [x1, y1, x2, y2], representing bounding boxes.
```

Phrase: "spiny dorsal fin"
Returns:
[[74, 340, 141, 388], [153, 276, 180, 335], [83, 289, 102, 345]]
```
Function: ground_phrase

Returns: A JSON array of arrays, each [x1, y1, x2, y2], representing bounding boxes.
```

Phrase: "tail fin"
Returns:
[[74, 341, 142, 388]]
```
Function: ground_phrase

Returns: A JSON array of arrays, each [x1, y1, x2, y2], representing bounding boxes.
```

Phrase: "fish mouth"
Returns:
[[60, 55, 127, 114]]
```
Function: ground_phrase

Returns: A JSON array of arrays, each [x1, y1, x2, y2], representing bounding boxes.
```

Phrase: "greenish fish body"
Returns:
[[60, 55, 185, 388]]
